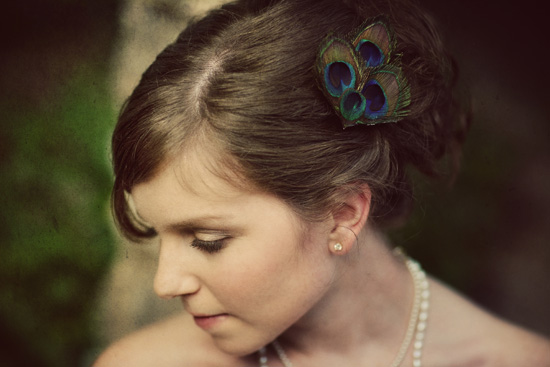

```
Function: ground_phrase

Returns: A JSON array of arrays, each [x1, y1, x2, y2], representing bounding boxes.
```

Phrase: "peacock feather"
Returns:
[[315, 17, 411, 128]]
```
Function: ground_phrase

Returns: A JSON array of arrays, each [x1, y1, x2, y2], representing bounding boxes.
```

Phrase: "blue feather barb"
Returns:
[[315, 18, 411, 128]]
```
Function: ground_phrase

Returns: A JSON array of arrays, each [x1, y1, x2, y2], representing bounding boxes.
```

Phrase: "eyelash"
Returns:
[[190, 238, 226, 254]]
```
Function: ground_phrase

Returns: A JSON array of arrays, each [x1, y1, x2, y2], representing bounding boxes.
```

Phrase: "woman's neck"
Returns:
[[277, 227, 415, 365]]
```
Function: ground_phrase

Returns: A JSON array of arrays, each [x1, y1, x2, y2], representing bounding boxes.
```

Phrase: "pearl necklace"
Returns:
[[258, 253, 430, 367]]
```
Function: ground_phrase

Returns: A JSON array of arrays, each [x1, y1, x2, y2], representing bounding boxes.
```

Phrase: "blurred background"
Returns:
[[0, 0, 548, 366]]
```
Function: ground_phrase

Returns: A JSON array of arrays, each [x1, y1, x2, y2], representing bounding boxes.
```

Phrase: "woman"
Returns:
[[95, 0, 550, 365]]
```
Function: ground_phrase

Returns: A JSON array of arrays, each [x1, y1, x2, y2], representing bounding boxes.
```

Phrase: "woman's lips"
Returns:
[[193, 314, 229, 330]]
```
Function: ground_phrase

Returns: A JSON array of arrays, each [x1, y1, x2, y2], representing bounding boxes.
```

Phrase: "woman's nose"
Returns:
[[154, 241, 200, 299]]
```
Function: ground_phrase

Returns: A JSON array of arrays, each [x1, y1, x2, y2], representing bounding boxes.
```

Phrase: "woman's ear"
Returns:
[[328, 185, 371, 254]]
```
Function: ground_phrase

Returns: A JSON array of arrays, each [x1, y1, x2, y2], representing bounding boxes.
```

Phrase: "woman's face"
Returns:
[[131, 154, 337, 356]]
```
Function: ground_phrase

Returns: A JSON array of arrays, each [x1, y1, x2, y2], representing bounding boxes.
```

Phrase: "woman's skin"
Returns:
[[95, 150, 550, 367]]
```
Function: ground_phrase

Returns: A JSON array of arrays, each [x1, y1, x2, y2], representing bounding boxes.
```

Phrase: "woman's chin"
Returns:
[[211, 335, 269, 358]]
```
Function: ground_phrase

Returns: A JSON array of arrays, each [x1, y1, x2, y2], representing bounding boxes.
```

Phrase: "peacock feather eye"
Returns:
[[362, 80, 388, 118], [340, 89, 366, 121], [317, 37, 362, 92], [352, 21, 393, 64], [363, 66, 410, 122], [325, 61, 356, 97], [356, 41, 384, 67]]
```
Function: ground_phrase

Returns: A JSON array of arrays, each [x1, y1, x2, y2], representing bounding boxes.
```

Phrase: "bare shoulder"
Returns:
[[489, 321, 550, 366], [93, 312, 239, 367], [426, 277, 550, 367]]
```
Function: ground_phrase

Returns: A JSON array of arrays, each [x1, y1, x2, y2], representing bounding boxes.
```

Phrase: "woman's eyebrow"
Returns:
[[164, 216, 235, 233]]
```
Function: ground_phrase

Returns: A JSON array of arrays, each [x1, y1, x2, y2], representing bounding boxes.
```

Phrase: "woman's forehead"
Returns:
[[172, 144, 254, 194], [130, 160, 247, 225], [130, 150, 304, 234]]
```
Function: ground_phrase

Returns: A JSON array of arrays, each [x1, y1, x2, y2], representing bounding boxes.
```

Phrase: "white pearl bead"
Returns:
[[417, 321, 426, 331]]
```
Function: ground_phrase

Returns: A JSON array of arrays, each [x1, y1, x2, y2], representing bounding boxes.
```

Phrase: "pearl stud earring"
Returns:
[[333, 243, 343, 251]]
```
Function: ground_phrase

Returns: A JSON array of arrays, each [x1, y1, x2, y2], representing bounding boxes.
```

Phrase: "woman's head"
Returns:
[[129, 150, 343, 355], [112, 0, 466, 241]]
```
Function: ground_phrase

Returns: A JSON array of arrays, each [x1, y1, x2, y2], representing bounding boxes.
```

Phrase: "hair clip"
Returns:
[[315, 17, 411, 129]]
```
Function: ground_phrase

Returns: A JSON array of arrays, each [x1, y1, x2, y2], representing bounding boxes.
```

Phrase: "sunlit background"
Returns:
[[1, 0, 548, 366]]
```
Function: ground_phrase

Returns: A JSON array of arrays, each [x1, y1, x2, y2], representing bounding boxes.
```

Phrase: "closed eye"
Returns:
[[190, 238, 226, 254]]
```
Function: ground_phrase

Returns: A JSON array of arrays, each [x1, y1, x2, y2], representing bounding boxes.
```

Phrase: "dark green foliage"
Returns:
[[0, 72, 115, 367], [0, 1, 117, 366]]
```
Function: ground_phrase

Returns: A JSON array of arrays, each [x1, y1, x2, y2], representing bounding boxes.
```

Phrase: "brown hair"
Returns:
[[112, 0, 468, 241]]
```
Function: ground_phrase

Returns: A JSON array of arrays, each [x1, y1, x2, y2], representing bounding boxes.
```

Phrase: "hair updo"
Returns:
[[112, 0, 468, 240]]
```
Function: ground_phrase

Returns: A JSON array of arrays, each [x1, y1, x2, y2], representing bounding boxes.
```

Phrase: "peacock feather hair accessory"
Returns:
[[315, 17, 411, 129]]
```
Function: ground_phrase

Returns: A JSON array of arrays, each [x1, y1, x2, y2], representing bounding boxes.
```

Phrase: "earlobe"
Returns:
[[328, 185, 371, 252], [328, 229, 356, 255]]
